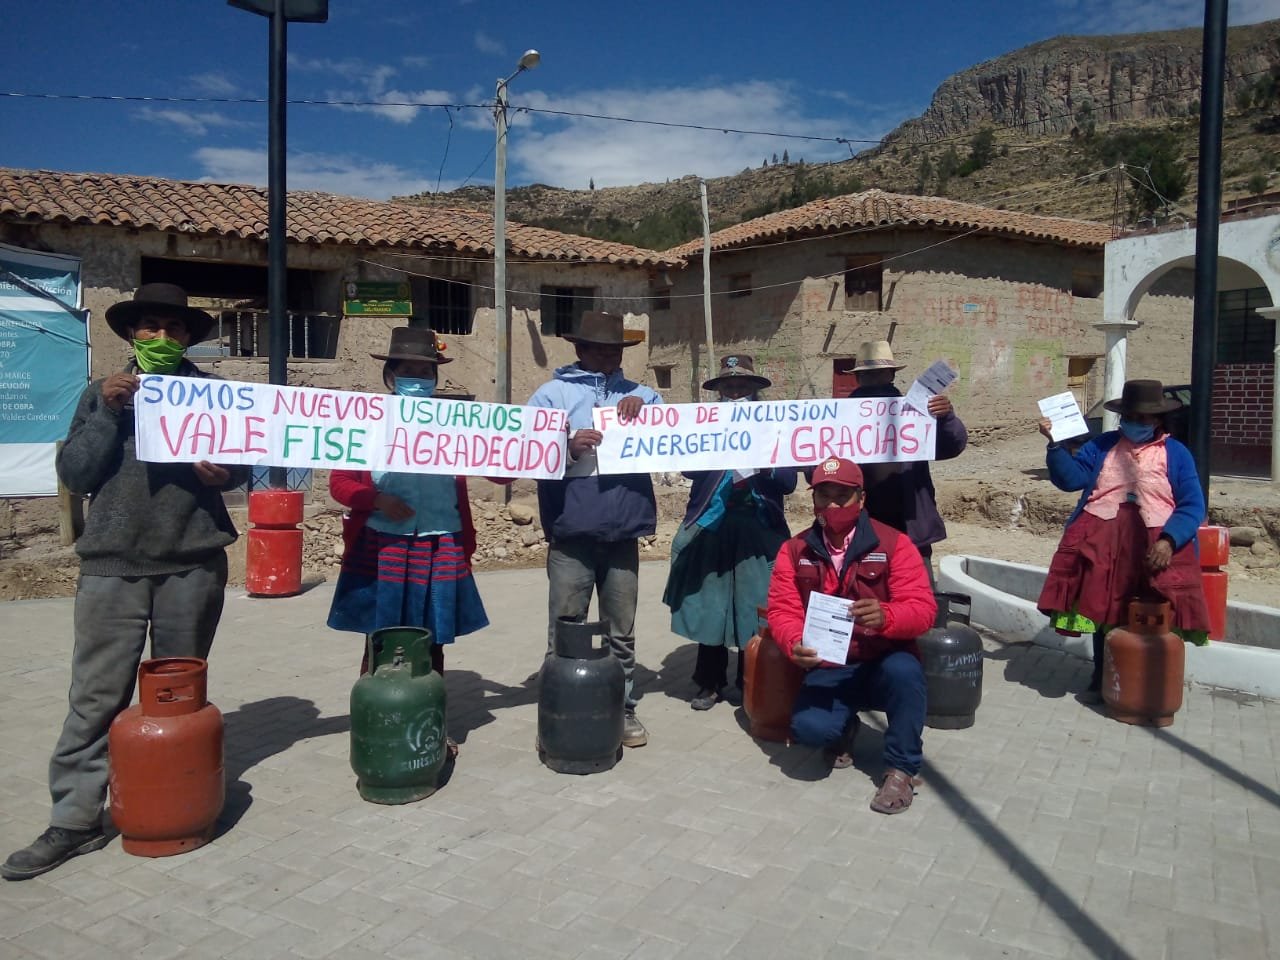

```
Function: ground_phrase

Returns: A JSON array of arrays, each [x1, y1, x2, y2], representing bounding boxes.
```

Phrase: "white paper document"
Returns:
[[1037, 392, 1089, 442], [904, 360, 958, 415], [801, 590, 855, 664]]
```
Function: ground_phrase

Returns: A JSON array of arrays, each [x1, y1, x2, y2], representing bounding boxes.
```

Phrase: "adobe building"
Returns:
[[0, 168, 676, 404], [654, 190, 1124, 438]]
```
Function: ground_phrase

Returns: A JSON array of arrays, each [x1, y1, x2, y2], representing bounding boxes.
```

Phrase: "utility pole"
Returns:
[[1188, 0, 1228, 501]]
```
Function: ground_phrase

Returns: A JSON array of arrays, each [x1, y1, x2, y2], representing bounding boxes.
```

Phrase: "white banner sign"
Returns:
[[133, 376, 568, 480], [592, 398, 937, 473]]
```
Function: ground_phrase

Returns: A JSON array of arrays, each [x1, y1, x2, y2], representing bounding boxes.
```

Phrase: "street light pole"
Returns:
[[229, 0, 327, 489], [493, 50, 540, 409]]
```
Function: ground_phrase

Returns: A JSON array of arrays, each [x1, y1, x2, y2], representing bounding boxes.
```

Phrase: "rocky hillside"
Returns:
[[398, 19, 1280, 246], [889, 21, 1279, 142]]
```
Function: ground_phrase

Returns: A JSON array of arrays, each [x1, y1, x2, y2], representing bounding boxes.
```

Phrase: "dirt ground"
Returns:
[[2, 430, 1277, 607]]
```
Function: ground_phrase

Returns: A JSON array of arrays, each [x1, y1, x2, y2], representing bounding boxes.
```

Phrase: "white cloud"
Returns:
[[193, 147, 445, 199], [474, 31, 504, 56], [498, 81, 901, 189], [287, 54, 454, 124], [1054, 0, 1279, 34], [189, 72, 239, 97], [136, 108, 253, 137]]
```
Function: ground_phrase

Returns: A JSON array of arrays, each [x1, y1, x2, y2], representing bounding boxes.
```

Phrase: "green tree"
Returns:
[[782, 149, 790, 164], [1074, 100, 1096, 139], [936, 145, 961, 193], [1094, 130, 1190, 219], [1248, 172, 1270, 195], [915, 154, 934, 193]]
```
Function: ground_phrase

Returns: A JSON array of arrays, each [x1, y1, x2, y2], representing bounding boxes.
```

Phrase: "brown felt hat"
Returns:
[[370, 326, 452, 364], [104, 283, 216, 343], [702, 354, 771, 392], [563, 310, 640, 347], [1102, 379, 1181, 416]]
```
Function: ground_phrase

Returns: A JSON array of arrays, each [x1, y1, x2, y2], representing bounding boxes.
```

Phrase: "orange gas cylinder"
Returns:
[[246, 489, 304, 596], [1197, 525, 1229, 641], [108, 658, 224, 856], [1102, 600, 1184, 728], [743, 607, 804, 742]]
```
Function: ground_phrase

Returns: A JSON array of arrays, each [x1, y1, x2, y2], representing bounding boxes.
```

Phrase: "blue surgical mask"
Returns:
[[1119, 418, 1155, 444], [394, 377, 436, 398]]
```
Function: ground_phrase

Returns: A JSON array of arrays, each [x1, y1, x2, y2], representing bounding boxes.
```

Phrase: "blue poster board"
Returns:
[[0, 243, 88, 496]]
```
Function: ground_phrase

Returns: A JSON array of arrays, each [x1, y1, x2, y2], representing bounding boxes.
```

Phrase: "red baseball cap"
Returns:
[[810, 457, 864, 489]]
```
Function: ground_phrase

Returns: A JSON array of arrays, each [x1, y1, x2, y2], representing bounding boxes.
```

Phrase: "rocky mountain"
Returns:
[[888, 20, 1280, 142], [397, 19, 1280, 246]]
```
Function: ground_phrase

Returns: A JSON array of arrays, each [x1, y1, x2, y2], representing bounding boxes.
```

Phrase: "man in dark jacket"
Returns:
[[528, 311, 661, 747], [848, 340, 967, 585], [2, 284, 248, 881]]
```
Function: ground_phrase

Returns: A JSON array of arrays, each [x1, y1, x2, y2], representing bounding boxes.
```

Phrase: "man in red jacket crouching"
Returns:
[[767, 457, 937, 813]]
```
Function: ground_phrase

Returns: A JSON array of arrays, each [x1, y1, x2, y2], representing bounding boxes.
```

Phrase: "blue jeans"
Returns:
[[790, 651, 926, 776]]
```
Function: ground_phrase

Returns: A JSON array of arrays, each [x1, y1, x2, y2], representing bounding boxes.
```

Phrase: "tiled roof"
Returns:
[[666, 188, 1114, 257], [0, 168, 677, 267]]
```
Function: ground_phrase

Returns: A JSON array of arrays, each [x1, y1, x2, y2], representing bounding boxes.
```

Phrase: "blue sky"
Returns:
[[2, 0, 1276, 199]]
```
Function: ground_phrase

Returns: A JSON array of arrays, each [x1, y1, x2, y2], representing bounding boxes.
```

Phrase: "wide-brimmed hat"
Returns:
[[563, 310, 640, 348], [851, 339, 907, 373], [104, 283, 216, 344], [809, 457, 864, 489], [370, 326, 453, 364], [702, 354, 771, 392], [1103, 378, 1181, 416]]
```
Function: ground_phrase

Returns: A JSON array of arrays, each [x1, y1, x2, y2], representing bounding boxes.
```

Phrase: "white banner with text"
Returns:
[[592, 398, 937, 473], [133, 376, 568, 480]]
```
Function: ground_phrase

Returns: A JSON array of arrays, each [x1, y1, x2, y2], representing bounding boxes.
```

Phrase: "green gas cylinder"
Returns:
[[350, 626, 447, 804]]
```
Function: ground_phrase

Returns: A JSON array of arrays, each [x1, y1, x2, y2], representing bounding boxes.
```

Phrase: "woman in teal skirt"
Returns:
[[662, 356, 798, 710]]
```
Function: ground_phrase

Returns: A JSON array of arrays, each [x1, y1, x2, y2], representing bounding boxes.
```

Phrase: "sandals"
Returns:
[[824, 715, 862, 769], [446, 736, 459, 760], [870, 768, 919, 814]]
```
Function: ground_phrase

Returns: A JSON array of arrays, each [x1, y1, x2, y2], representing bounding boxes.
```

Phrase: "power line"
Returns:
[[3, 65, 1269, 155]]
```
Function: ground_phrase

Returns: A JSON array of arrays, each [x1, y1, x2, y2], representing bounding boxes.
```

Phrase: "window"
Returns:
[[844, 255, 883, 311], [652, 365, 673, 389], [728, 274, 752, 299], [649, 285, 671, 311], [1071, 269, 1103, 299], [188, 310, 340, 360], [1217, 287, 1275, 364], [539, 286, 595, 336], [409, 276, 473, 335]]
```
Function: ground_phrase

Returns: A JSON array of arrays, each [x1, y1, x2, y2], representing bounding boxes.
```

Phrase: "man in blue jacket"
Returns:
[[529, 311, 662, 747]]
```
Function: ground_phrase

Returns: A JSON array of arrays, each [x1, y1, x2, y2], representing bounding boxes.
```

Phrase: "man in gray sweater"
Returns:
[[2, 284, 249, 880]]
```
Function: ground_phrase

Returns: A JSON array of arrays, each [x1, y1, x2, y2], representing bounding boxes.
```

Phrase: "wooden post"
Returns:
[[54, 441, 83, 545]]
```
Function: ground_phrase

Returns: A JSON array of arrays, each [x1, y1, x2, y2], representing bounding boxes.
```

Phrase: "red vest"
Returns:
[[780, 517, 920, 663]]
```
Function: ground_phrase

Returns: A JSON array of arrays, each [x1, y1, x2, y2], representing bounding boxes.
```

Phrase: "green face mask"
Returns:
[[132, 337, 187, 373]]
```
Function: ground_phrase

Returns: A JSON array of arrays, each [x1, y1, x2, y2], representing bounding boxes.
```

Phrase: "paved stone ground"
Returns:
[[2, 563, 1279, 960]]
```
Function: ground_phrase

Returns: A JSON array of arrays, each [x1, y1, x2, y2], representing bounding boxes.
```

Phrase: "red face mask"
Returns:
[[816, 501, 860, 541]]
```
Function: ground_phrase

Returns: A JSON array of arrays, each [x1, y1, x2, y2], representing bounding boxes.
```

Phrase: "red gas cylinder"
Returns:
[[743, 606, 804, 742], [246, 489, 304, 596], [1197, 525, 1229, 641], [1102, 600, 1185, 727], [108, 658, 224, 856]]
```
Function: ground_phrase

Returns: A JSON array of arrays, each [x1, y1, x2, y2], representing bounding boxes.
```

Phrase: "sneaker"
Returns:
[[721, 685, 743, 708], [622, 712, 649, 748], [690, 687, 720, 711], [1, 826, 109, 881]]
